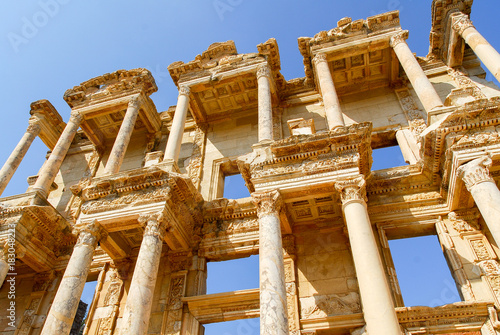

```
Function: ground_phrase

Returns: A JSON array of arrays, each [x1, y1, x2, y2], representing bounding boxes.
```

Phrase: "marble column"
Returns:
[[395, 129, 420, 165], [164, 86, 190, 162], [0, 117, 41, 196], [452, 13, 500, 83], [252, 190, 288, 335], [458, 156, 500, 246], [391, 31, 443, 114], [313, 53, 345, 130], [41, 221, 104, 335], [335, 177, 401, 335], [120, 213, 167, 335], [104, 96, 141, 175], [257, 65, 274, 142], [32, 111, 83, 198]]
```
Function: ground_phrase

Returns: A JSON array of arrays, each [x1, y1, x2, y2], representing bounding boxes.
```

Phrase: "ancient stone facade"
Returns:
[[2, 1, 500, 334]]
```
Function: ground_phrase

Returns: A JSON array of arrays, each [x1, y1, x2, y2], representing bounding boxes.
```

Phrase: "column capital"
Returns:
[[74, 220, 106, 247], [70, 110, 84, 123], [312, 53, 328, 66], [390, 30, 409, 48], [128, 95, 141, 109], [139, 212, 168, 238], [335, 176, 367, 206], [178, 85, 191, 97], [27, 116, 42, 135], [252, 189, 283, 218], [256, 64, 272, 80], [451, 12, 475, 36], [458, 156, 494, 191]]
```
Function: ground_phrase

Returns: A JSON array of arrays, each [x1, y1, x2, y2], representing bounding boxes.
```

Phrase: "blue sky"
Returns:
[[1, 1, 498, 333]]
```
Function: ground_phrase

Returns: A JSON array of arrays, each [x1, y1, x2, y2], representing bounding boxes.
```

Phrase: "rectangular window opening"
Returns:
[[207, 255, 259, 294], [204, 318, 260, 335], [389, 235, 462, 307], [372, 145, 408, 171], [223, 173, 251, 199], [71, 280, 97, 334]]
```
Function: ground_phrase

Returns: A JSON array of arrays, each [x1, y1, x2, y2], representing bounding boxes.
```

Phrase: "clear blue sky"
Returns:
[[1, 1, 497, 333]]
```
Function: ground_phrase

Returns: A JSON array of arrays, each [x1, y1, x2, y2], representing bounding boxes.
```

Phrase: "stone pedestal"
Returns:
[[391, 31, 443, 114], [313, 53, 345, 130], [452, 13, 500, 83], [120, 213, 167, 335], [335, 177, 401, 335], [104, 96, 141, 175], [32, 111, 83, 198], [41, 221, 104, 335], [257, 65, 274, 142], [458, 156, 500, 246], [0, 118, 41, 196], [252, 190, 288, 335], [164, 86, 190, 162]]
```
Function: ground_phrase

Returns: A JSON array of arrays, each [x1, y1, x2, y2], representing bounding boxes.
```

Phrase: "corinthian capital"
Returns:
[[128, 95, 141, 109], [451, 13, 475, 36], [458, 156, 494, 191], [335, 176, 367, 205], [312, 53, 328, 66], [390, 30, 409, 48], [252, 189, 283, 218], [139, 212, 168, 238], [256, 65, 271, 80], [74, 220, 106, 247], [27, 116, 42, 135], [178, 85, 191, 97], [70, 111, 83, 123]]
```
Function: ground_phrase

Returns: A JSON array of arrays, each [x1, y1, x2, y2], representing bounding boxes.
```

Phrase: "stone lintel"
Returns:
[[30, 99, 66, 150]]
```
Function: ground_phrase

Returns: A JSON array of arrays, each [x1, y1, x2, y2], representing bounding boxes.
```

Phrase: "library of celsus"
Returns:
[[3, 0, 500, 334]]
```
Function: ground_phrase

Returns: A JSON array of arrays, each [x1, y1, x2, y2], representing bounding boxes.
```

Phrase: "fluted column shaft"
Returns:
[[120, 213, 167, 335], [41, 221, 104, 335], [164, 86, 190, 162], [104, 96, 141, 175], [452, 13, 500, 83], [257, 65, 274, 142], [313, 53, 345, 130], [458, 156, 500, 246], [32, 111, 83, 197], [391, 31, 443, 114], [336, 177, 401, 335], [0, 118, 41, 196], [253, 190, 288, 335]]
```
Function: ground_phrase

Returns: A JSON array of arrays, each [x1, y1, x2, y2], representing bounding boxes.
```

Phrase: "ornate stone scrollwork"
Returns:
[[451, 13, 475, 36], [389, 30, 409, 48], [178, 85, 191, 97], [128, 95, 141, 109], [457, 156, 494, 191], [139, 212, 168, 238], [74, 220, 106, 248], [256, 64, 271, 80], [335, 176, 367, 205], [252, 189, 283, 218], [312, 53, 328, 66]]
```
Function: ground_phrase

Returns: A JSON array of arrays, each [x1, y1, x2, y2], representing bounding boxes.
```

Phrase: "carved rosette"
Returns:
[[390, 30, 409, 48], [139, 212, 168, 239], [458, 156, 494, 191], [128, 95, 141, 109], [312, 53, 328, 67], [74, 220, 106, 248], [335, 176, 367, 206], [252, 189, 283, 218], [178, 85, 191, 97], [451, 13, 475, 36], [256, 65, 271, 80]]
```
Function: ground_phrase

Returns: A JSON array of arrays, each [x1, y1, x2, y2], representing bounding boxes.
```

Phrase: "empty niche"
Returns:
[[389, 235, 461, 307], [206, 255, 259, 294], [204, 318, 260, 335]]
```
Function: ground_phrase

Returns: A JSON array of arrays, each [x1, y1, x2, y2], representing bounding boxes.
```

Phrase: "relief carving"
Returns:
[[300, 292, 361, 319]]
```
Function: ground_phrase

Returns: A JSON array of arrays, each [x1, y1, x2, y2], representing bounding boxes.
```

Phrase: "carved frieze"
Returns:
[[300, 292, 361, 319]]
